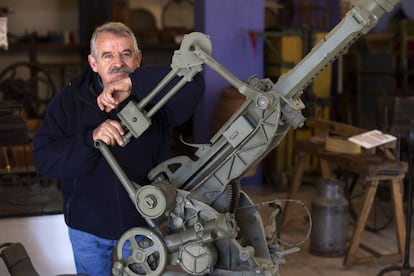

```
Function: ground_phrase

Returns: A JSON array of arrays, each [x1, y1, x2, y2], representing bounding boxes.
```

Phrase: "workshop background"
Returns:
[[0, 0, 413, 275]]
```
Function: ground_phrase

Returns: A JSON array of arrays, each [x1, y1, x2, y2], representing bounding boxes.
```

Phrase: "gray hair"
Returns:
[[90, 22, 140, 58]]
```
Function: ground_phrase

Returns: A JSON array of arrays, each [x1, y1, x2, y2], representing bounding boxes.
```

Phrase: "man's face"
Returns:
[[88, 32, 141, 87]]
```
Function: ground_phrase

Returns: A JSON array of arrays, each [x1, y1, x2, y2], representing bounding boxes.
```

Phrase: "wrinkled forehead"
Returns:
[[95, 33, 134, 54]]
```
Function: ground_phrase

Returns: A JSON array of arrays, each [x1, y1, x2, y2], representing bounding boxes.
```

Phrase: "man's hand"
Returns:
[[93, 119, 125, 146], [97, 77, 132, 112]]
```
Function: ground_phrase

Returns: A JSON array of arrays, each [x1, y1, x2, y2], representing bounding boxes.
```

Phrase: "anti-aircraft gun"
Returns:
[[94, 0, 401, 275]]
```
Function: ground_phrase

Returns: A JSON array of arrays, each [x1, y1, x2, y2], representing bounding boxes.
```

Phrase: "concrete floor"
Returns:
[[243, 184, 414, 276]]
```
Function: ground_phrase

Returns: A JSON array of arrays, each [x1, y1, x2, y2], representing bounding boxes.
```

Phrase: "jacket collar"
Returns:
[[69, 65, 101, 104]]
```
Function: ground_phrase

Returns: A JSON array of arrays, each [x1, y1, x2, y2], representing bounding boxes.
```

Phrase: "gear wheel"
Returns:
[[211, 179, 241, 213], [116, 227, 168, 276]]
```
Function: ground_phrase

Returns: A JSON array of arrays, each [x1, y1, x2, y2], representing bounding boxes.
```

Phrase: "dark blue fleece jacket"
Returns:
[[33, 64, 204, 239]]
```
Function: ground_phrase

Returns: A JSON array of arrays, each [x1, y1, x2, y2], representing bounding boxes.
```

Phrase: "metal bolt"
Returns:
[[256, 96, 269, 109], [194, 222, 203, 231], [144, 196, 156, 209], [176, 196, 183, 204]]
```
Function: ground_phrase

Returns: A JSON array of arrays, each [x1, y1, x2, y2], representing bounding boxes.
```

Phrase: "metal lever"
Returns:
[[94, 140, 139, 201], [118, 32, 212, 146]]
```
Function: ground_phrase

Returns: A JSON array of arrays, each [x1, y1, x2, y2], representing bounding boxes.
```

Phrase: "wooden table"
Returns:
[[281, 118, 408, 266]]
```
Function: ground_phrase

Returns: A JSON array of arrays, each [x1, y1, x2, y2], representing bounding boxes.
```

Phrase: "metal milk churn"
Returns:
[[310, 178, 349, 257]]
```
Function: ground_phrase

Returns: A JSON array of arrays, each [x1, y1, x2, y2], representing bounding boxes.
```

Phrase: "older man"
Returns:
[[33, 22, 204, 276]]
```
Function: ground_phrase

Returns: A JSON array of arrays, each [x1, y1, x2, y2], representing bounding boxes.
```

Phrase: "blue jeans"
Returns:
[[68, 227, 142, 276], [68, 227, 117, 276]]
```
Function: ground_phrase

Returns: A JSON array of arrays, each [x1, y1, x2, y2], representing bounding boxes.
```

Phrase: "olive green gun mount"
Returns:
[[94, 1, 401, 275]]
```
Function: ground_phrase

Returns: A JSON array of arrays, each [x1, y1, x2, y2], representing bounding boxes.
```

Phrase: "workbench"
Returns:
[[281, 118, 408, 266]]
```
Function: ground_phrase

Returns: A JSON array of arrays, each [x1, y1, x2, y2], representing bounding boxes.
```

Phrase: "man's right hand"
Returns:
[[97, 77, 132, 113], [93, 119, 125, 146]]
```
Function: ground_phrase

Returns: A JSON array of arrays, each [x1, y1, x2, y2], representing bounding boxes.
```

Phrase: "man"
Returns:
[[33, 22, 204, 276]]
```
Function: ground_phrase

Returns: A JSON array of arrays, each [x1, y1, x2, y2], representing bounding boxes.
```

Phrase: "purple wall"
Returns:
[[193, 0, 265, 143], [193, 0, 264, 185]]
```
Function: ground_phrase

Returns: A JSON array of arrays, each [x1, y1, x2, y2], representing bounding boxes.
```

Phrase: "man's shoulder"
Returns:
[[70, 65, 95, 86], [53, 66, 94, 102], [57, 66, 94, 95]]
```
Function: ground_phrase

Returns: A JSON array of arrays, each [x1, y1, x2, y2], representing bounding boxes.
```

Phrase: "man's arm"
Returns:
[[97, 77, 132, 113], [33, 90, 101, 180]]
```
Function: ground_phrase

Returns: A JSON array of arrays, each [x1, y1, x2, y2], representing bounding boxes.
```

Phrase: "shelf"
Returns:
[[5, 43, 86, 53]]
